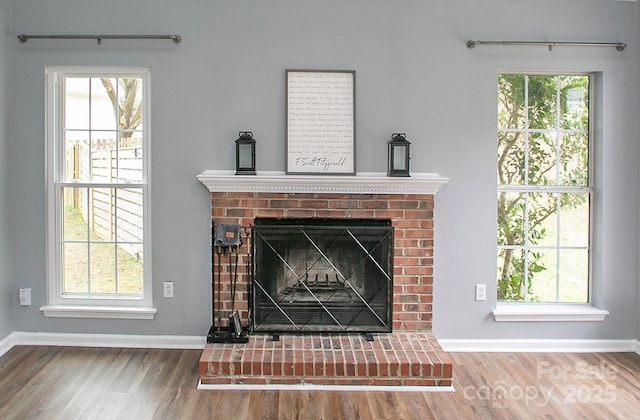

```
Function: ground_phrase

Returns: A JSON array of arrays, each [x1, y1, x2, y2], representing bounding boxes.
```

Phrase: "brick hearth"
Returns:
[[197, 171, 450, 387], [200, 332, 452, 387]]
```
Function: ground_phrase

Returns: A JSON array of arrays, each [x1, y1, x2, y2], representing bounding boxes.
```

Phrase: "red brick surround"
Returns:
[[210, 191, 434, 332], [200, 173, 451, 387]]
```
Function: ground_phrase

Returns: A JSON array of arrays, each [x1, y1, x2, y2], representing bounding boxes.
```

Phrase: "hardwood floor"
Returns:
[[1, 345, 639, 419]]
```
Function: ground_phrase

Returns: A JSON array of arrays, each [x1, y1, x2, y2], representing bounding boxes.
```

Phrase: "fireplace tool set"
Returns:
[[207, 222, 251, 343]]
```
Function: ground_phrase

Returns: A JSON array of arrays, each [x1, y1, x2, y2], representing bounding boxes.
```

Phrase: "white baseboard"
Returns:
[[3, 333, 640, 357], [5, 331, 206, 351], [439, 338, 637, 353], [0, 332, 18, 358]]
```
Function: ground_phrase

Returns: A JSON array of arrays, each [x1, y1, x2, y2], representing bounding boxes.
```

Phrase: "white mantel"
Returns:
[[197, 170, 449, 195]]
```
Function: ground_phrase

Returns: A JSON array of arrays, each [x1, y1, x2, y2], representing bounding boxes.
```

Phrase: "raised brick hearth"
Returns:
[[197, 171, 450, 387], [200, 332, 452, 387]]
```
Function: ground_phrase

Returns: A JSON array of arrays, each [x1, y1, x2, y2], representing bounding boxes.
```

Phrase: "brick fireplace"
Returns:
[[197, 170, 452, 387]]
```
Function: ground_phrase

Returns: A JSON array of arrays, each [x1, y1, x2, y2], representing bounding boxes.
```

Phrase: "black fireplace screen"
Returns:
[[251, 218, 393, 333]]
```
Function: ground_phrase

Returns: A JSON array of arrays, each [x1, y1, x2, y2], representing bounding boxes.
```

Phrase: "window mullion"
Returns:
[[555, 193, 561, 301], [555, 76, 561, 186], [555, 78, 561, 302], [114, 188, 119, 297], [524, 75, 530, 187], [88, 79, 93, 182], [115, 79, 120, 182], [523, 193, 530, 302], [522, 76, 530, 302]]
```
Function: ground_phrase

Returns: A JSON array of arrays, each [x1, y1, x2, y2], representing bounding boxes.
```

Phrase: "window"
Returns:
[[497, 74, 591, 303], [43, 67, 155, 319]]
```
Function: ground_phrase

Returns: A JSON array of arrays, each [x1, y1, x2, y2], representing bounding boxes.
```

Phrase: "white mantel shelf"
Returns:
[[197, 170, 449, 195]]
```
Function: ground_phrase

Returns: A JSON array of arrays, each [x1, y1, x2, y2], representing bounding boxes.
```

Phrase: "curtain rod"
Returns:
[[466, 40, 626, 52], [18, 34, 182, 44]]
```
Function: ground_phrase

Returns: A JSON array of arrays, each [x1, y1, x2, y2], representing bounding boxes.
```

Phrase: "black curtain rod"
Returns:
[[466, 40, 626, 52], [18, 34, 182, 44]]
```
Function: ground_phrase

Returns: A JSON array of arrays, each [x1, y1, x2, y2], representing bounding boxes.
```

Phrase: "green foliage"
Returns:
[[497, 74, 589, 301]]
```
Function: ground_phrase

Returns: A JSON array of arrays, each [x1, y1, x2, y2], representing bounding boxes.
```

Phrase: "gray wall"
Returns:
[[0, 0, 13, 340], [9, 0, 639, 339]]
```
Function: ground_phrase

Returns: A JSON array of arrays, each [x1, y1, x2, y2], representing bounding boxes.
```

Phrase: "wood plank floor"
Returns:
[[1, 345, 639, 419]]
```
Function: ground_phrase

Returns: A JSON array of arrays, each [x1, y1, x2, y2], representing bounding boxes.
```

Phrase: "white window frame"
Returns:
[[41, 66, 155, 319], [493, 72, 608, 322]]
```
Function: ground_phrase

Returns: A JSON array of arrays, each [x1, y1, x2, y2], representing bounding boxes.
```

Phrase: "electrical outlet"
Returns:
[[163, 281, 174, 298], [19, 287, 31, 306], [475, 284, 486, 301]]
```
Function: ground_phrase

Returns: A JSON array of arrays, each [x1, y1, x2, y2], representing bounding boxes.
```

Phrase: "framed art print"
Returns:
[[286, 70, 356, 175]]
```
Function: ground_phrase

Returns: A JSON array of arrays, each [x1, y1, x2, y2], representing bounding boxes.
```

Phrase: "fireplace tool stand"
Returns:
[[207, 222, 250, 344]]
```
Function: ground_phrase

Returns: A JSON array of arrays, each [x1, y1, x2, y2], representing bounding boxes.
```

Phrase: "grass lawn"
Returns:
[[63, 206, 143, 296]]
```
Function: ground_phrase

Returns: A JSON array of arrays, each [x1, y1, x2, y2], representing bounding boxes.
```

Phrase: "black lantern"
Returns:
[[235, 131, 256, 175], [387, 132, 411, 177]]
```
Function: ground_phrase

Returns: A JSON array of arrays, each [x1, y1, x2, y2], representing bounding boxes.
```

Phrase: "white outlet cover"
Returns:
[[19, 287, 32, 306], [163, 282, 174, 297]]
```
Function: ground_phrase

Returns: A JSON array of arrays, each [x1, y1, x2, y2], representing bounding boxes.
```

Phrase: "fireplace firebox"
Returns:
[[251, 218, 393, 333]]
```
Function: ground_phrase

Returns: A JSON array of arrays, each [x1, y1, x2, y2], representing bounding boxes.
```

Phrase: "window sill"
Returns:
[[492, 303, 609, 322], [40, 305, 157, 320]]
